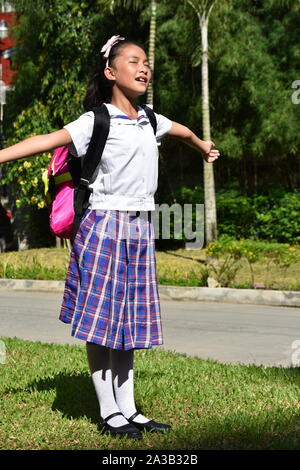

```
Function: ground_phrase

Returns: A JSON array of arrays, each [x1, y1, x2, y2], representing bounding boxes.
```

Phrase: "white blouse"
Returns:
[[63, 103, 173, 211]]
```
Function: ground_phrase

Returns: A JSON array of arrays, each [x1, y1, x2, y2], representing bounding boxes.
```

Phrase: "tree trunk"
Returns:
[[200, 16, 217, 243], [147, 0, 156, 106]]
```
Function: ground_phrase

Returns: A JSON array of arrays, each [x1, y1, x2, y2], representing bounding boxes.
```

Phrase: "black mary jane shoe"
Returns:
[[127, 411, 172, 433], [100, 412, 142, 439]]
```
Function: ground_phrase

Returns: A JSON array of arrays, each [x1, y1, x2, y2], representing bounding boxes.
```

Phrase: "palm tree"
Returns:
[[184, 0, 221, 243], [147, 0, 157, 106]]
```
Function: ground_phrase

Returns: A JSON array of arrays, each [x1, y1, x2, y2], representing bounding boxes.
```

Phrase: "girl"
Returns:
[[0, 35, 220, 440]]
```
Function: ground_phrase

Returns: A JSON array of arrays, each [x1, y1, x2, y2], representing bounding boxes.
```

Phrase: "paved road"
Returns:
[[0, 290, 300, 367]]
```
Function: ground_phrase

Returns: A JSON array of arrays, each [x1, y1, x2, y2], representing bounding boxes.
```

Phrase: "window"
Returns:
[[1, 2, 15, 12]]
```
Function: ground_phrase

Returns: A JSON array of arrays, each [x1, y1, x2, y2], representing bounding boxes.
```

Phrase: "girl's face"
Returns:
[[105, 44, 152, 99]]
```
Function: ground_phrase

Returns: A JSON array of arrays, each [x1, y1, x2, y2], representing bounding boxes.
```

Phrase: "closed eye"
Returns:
[[129, 58, 151, 68]]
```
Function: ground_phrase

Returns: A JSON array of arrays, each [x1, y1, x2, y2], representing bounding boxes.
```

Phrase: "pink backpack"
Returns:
[[43, 146, 76, 239], [43, 104, 111, 240]]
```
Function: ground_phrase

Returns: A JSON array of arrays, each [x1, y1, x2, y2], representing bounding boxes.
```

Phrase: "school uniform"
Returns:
[[59, 103, 173, 350]]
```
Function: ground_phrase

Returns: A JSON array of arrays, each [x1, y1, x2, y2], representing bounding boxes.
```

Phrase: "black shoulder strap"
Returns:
[[72, 103, 110, 238], [140, 104, 157, 136], [80, 103, 110, 182]]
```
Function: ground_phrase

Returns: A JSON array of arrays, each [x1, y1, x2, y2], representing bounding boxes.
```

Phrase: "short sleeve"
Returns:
[[63, 111, 95, 157], [154, 112, 173, 143]]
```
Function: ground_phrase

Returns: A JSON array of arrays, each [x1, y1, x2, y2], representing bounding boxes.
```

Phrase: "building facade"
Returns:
[[0, 1, 16, 123], [0, 2, 16, 248]]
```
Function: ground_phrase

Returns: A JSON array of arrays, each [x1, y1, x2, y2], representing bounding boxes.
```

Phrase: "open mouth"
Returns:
[[135, 77, 147, 84]]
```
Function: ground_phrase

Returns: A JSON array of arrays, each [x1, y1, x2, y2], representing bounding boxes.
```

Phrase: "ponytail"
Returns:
[[83, 64, 112, 111], [83, 39, 145, 111]]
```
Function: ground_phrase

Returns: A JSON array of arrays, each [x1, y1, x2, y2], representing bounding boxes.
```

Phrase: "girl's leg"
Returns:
[[110, 348, 150, 424], [86, 341, 130, 427]]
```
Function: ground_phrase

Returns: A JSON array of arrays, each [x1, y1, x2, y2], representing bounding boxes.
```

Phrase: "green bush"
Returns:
[[174, 186, 300, 243], [216, 190, 258, 238], [255, 192, 300, 243], [207, 235, 299, 265]]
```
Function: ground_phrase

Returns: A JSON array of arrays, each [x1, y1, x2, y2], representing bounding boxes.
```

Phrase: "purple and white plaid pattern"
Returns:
[[59, 209, 163, 350]]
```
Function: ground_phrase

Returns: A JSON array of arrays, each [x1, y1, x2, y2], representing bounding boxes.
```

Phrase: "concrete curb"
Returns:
[[158, 285, 300, 307], [0, 279, 65, 292], [0, 278, 299, 307]]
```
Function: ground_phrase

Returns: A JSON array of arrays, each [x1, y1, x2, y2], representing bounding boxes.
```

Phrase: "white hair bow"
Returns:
[[100, 35, 125, 67]]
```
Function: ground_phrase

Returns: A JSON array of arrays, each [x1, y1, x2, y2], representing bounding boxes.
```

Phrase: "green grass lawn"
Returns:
[[0, 245, 300, 290], [1, 337, 300, 450]]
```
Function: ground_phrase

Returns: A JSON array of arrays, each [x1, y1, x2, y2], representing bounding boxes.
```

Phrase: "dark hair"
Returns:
[[83, 39, 145, 111]]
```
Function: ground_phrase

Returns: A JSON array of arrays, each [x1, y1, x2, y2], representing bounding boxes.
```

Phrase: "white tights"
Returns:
[[86, 342, 150, 427]]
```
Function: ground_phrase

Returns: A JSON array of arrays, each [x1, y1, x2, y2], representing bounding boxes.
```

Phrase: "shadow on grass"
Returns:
[[26, 371, 162, 425], [15, 369, 300, 449], [1, 368, 300, 450], [2, 336, 300, 449], [29, 372, 100, 424], [163, 250, 205, 264]]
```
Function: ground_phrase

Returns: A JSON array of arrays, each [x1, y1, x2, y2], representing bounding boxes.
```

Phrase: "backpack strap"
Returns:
[[80, 103, 110, 182], [140, 104, 157, 135], [73, 103, 110, 238]]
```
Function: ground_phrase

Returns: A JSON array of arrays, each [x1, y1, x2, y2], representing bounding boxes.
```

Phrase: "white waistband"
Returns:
[[89, 194, 155, 211]]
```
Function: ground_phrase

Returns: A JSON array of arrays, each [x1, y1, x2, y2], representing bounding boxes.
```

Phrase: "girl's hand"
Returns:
[[201, 140, 220, 163]]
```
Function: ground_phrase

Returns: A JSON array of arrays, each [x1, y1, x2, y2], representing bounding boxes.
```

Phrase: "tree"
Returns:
[[3, 0, 127, 213], [2, 0, 300, 248], [275, 0, 300, 8], [184, 0, 232, 243], [147, 0, 157, 105]]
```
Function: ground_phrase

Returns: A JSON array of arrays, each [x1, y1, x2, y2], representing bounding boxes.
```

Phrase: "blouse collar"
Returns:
[[105, 103, 148, 125]]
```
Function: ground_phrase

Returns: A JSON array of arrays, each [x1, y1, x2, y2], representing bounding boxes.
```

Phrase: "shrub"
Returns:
[[255, 192, 300, 243], [174, 186, 300, 243]]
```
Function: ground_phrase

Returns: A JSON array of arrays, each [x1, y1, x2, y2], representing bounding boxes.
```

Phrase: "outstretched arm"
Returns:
[[167, 121, 220, 163], [0, 129, 72, 164]]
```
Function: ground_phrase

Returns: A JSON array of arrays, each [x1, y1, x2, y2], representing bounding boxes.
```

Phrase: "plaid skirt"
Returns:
[[59, 209, 163, 350]]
